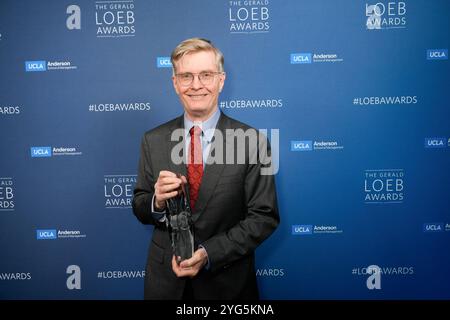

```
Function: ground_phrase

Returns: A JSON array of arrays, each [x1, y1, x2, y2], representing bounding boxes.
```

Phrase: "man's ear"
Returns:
[[219, 72, 226, 92], [172, 76, 179, 94]]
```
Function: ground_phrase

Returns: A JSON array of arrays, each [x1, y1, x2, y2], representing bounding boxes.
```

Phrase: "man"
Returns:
[[132, 38, 279, 300]]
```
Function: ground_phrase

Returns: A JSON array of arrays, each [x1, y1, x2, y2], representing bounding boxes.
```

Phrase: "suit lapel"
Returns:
[[192, 113, 230, 221], [166, 115, 187, 178]]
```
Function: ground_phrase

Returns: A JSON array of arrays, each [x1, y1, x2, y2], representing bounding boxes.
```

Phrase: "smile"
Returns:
[[187, 94, 208, 100]]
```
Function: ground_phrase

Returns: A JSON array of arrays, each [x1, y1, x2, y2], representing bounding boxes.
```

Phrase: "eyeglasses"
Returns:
[[175, 71, 223, 86]]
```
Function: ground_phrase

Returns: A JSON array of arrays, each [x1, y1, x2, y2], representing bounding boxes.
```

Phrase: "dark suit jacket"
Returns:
[[132, 112, 279, 300]]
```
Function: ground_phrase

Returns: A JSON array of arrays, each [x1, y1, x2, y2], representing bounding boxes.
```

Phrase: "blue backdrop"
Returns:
[[1, 0, 449, 300]]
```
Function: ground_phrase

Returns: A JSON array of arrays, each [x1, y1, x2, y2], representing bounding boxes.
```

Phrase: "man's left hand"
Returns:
[[172, 247, 208, 278]]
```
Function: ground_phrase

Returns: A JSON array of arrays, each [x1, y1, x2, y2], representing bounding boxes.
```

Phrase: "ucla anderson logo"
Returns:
[[31, 147, 52, 157], [424, 138, 446, 148], [427, 49, 448, 60], [423, 223, 444, 232], [25, 61, 46, 72], [157, 57, 172, 68], [292, 225, 313, 235], [291, 141, 312, 151], [290, 53, 311, 64], [36, 229, 57, 240]]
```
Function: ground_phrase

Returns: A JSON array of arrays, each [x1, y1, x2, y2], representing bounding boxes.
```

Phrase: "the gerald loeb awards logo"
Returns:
[[95, 0, 135, 37], [0, 177, 14, 211], [104, 175, 136, 209], [228, 0, 270, 34], [366, 2, 406, 30], [364, 169, 404, 204]]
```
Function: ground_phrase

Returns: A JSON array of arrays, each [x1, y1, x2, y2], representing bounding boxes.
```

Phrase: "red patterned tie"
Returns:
[[187, 126, 203, 210]]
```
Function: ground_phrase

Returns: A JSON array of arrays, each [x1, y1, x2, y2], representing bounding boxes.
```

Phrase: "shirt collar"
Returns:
[[184, 108, 221, 143]]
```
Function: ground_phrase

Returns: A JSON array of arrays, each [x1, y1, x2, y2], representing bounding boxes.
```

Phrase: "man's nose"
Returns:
[[190, 74, 203, 89]]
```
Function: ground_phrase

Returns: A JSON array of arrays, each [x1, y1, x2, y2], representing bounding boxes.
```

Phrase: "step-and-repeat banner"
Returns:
[[1, 0, 449, 299]]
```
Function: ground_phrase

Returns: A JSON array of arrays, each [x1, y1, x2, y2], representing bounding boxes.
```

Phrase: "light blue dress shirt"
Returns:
[[183, 108, 221, 168]]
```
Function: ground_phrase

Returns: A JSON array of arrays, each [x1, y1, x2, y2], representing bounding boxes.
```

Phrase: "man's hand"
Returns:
[[154, 171, 187, 210], [172, 247, 208, 278]]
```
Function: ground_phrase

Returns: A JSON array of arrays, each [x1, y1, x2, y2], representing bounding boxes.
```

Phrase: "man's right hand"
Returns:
[[154, 171, 185, 210]]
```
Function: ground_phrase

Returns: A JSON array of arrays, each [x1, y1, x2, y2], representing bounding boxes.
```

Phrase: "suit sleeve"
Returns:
[[203, 132, 280, 272], [132, 134, 158, 225]]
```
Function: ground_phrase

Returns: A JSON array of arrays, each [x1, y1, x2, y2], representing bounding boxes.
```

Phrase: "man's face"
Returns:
[[172, 50, 225, 121]]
